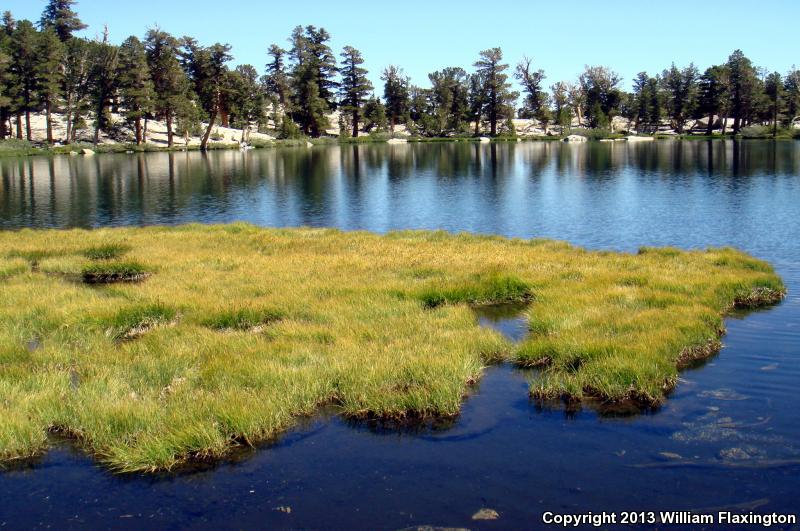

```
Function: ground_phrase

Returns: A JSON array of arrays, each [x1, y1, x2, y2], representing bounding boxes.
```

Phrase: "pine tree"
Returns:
[[2, 11, 15, 36], [227, 64, 265, 141], [0, 45, 11, 139], [363, 96, 387, 133], [88, 40, 119, 144], [173, 93, 201, 145], [782, 67, 800, 127], [381, 65, 409, 132], [428, 67, 470, 135], [467, 72, 487, 136], [8, 20, 39, 141], [264, 44, 290, 109], [62, 37, 93, 142], [515, 56, 549, 124], [726, 50, 760, 133], [697, 65, 729, 135], [287, 26, 337, 137], [305, 26, 338, 110], [764, 72, 785, 137], [632, 72, 663, 132], [579, 65, 622, 129], [660, 63, 698, 133], [632, 72, 650, 130], [338, 46, 372, 137], [550, 81, 571, 132], [39, 0, 87, 42], [145, 29, 189, 147], [0, 14, 14, 138], [117, 36, 154, 144], [35, 28, 64, 143], [473, 48, 517, 136], [566, 82, 585, 127], [181, 39, 232, 150]]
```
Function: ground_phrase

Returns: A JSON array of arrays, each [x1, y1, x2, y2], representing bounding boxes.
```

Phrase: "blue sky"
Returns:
[[6, 0, 799, 92]]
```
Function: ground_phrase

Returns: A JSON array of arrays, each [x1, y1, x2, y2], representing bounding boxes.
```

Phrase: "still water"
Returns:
[[0, 141, 799, 529]]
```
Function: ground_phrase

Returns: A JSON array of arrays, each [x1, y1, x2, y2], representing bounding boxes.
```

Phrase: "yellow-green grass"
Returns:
[[0, 225, 785, 471]]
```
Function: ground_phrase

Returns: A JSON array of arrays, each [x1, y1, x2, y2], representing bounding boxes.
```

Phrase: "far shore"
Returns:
[[2, 131, 795, 158]]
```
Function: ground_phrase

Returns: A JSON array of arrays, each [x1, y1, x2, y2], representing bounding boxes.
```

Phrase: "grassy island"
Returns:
[[0, 225, 784, 471]]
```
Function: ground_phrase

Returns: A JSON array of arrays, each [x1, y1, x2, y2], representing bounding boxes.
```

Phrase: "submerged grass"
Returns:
[[0, 225, 784, 471]]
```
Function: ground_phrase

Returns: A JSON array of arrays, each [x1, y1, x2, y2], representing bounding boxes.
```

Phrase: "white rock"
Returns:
[[625, 136, 654, 142], [387, 138, 407, 144], [472, 508, 500, 520], [306, 141, 313, 148], [564, 134, 587, 142], [479, 137, 491, 143], [81, 148, 95, 155]]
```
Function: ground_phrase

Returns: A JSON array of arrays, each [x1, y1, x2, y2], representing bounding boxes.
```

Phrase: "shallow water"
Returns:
[[1, 140, 799, 529]]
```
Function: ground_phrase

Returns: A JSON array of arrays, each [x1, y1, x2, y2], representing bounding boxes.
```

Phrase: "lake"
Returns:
[[1, 140, 799, 530]]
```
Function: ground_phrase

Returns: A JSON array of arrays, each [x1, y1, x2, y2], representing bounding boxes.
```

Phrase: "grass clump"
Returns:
[[418, 273, 531, 308], [201, 307, 285, 331], [0, 225, 785, 471], [83, 243, 132, 261], [81, 261, 149, 283], [103, 303, 177, 341]]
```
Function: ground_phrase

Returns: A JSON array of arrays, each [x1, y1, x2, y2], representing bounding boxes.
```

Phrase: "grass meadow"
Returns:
[[0, 224, 784, 471]]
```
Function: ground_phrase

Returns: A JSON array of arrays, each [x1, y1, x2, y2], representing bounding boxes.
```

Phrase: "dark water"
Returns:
[[1, 141, 799, 530]]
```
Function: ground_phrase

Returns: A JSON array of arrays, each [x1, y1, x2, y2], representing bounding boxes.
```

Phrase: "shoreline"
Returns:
[[1, 133, 794, 158]]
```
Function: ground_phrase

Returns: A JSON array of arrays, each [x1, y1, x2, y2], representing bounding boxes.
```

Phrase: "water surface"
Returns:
[[1, 140, 799, 530]]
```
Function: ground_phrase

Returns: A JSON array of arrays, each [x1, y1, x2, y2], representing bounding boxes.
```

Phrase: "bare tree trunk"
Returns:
[[143, 117, 148, 144], [45, 102, 54, 144], [201, 103, 218, 151], [166, 112, 174, 147], [773, 106, 778, 138], [706, 112, 714, 136], [352, 110, 359, 137], [134, 116, 142, 145], [70, 114, 79, 143], [489, 100, 497, 136], [16, 114, 22, 139], [64, 95, 75, 143], [25, 111, 32, 141]]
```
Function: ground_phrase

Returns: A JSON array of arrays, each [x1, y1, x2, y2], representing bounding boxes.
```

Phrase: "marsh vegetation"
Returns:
[[0, 224, 783, 471]]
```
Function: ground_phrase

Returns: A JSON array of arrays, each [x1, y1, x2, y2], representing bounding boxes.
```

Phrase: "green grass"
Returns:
[[81, 261, 150, 283], [103, 303, 177, 341], [83, 243, 132, 261], [0, 225, 785, 471], [201, 307, 285, 331]]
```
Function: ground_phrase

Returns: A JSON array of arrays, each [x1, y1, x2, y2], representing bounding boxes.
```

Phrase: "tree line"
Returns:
[[1, 1, 798, 150]]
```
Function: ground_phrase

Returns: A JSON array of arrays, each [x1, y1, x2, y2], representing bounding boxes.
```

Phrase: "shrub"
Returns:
[[0, 139, 39, 156]]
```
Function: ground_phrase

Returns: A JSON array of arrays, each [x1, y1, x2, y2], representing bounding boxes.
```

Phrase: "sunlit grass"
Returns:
[[0, 225, 784, 471]]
